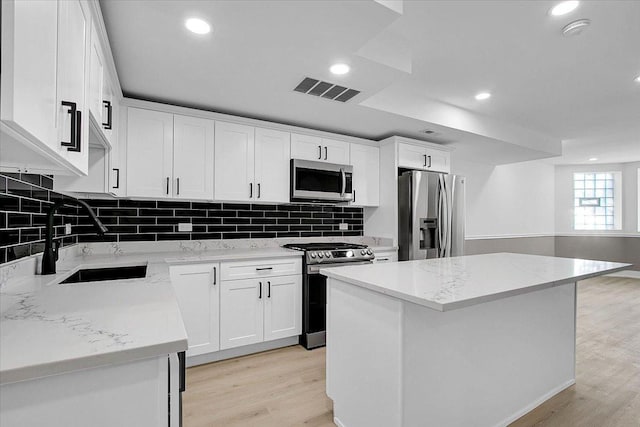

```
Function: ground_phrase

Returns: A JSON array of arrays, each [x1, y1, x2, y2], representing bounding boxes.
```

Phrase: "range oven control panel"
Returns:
[[306, 248, 375, 264]]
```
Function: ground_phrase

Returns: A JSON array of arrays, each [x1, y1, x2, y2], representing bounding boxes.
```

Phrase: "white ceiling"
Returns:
[[100, 0, 640, 165]]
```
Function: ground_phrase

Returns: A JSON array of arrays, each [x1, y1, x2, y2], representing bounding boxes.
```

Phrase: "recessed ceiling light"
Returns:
[[185, 18, 211, 35], [550, 1, 579, 16], [330, 63, 350, 75], [589, 157, 598, 161], [635, 74, 640, 83], [562, 19, 591, 36], [475, 92, 491, 101]]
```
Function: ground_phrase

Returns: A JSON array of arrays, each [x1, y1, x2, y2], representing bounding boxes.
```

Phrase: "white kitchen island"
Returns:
[[320, 253, 630, 427]]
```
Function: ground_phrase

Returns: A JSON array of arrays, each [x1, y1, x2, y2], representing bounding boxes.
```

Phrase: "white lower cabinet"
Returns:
[[264, 275, 302, 341], [169, 257, 302, 360], [220, 274, 302, 350], [219, 278, 264, 350], [373, 249, 398, 263], [169, 263, 220, 357]]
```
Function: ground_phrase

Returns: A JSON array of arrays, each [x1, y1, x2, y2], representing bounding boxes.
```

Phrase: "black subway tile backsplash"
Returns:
[[1, 172, 363, 265]]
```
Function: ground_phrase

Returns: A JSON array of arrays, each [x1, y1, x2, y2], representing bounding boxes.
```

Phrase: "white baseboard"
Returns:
[[185, 336, 299, 367], [495, 379, 575, 427], [607, 270, 640, 279]]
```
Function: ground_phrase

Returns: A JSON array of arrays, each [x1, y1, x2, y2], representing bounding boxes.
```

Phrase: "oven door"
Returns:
[[291, 159, 353, 202]]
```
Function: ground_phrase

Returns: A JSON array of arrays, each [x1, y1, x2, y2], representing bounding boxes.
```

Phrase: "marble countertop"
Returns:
[[0, 247, 301, 385], [321, 253, 631, 312]]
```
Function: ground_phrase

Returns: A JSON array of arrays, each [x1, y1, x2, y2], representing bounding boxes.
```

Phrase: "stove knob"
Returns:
[[346, 250, 354, 258], [318, 252, 324, 258], [325, 251, 331, 258], [366, 249, 373, 255], [361, 250, 366, 255], [310, 252, 316, 259]]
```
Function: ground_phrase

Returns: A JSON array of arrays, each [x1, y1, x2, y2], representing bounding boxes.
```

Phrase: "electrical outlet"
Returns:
[[339, 223, 349, 231], [65, 223, 72, 235], [178, 223, 193, 232]]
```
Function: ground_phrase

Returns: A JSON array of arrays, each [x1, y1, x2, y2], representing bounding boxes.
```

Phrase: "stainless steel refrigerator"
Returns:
[[398, 170, 465, 260]]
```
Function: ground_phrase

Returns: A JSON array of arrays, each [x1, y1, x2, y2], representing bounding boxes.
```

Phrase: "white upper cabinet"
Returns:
[[126, 108, 173, 198], [214, 121, 255, 202], [350, 144, 380, 207], [173, 115, 215, 200], [322, 138, 350, 164], [55, 0, 90, 173], [291, 133, 349, 164], [1, 0, 58, 151], [169, 263, 220, 357], [88, 22, 104, 131], [254, 128, 290, 204], [0, 0, 90, 175], [398, 142, 450, 173]]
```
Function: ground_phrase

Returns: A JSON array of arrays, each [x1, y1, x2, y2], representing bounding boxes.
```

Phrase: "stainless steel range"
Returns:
[[282, 242, 375, 349]]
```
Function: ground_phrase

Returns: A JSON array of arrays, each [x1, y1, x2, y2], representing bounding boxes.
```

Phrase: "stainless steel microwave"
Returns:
[[290, 159, 353, 203]]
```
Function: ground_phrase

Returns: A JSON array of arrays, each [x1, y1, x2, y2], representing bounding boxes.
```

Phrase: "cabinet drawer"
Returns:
[[373, 250, 398, 263], [221, 257, 301, 281]]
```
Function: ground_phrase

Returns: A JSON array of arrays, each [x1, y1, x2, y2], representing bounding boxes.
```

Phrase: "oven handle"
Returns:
[[307, 260, 373, 274]]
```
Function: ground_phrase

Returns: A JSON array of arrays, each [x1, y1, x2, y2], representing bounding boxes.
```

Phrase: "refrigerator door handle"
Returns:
[[437, 176, 444, 257], [446, 178, 454, 256], [439, 176, 449, 257]]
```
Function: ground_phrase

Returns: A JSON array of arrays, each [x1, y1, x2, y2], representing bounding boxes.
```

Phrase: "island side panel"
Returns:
[[327, 278, 404, 427], [402, 282, 577, 427]]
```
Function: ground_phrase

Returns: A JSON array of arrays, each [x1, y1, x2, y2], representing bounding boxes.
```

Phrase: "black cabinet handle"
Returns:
[[60, 101, 77, 148], [249, 182, 253, 198], [113, 168, 120, 189], [213, 266, 216, 285], [423, 154, 427, 167], [178, 351, 186, 392], [324, 146, 328, 160], [166, 177, 170, 195], [256, 267, 273, 271], [267, 281, 271, 298], [353, 190, 356, 203], [428, 155, 432, 168], [318, 145, 322, 159], [257, 183, 261, 199], [102, 100, 112, 130], [176, 177, 180, 195], [67, 110, 82, 152], [259, 281, 262, 299]]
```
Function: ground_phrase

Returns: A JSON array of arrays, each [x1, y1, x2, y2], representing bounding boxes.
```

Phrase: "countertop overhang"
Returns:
[[320, 253, 631, 312]]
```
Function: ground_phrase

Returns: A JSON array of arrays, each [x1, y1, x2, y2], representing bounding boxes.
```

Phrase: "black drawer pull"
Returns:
[[61, 101, 77, 148], [255, 267, 273, 271], [102, 100, 112, 130], [113, 168, 120, 189], [67, 110, 82, 152]]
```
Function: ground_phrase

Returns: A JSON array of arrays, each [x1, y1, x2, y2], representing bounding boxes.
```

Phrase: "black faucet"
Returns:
[[42, 199, 108, 275]]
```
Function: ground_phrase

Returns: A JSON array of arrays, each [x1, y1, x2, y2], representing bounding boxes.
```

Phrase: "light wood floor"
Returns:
[[183, 276, 640, 427]]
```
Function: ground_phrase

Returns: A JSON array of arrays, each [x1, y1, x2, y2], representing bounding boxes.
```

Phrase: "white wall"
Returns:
[[450, 159, 555, 239], [555, 161, 640, 235]]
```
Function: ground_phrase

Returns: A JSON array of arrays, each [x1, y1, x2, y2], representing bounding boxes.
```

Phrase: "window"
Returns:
[[573, 172, 621, 230]]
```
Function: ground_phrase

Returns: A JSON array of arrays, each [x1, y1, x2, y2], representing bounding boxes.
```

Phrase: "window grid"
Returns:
[[573, 172, 615, 230]]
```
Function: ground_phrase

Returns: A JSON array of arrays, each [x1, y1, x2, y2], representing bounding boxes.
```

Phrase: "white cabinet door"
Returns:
[[291, 133, 323, 161], [254, 127, 290, 203], [0, 0, 58, 151], [88, 23, 104, 129], [424, 147, 450, 173], [173, 115, 214, 200], [220, 279, 264, 350], [350, 144, 379, 207], [126, 108, 173, 198], [56, 0, 89, 174], [169, 263, 220, 357], [214, 121, 255, 202], [398, 143, 427, 169], [264, 275, 302, 341], [322, 138, 350, 164]]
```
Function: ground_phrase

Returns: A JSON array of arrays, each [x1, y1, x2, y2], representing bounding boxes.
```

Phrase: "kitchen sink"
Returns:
[[60, 265, 148, 284]]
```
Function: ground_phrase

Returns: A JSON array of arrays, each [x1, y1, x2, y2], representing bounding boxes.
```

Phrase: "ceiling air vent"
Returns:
[[293, 77, 361, 103]]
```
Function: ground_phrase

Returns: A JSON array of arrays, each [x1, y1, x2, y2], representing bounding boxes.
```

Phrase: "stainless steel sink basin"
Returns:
[[60, 265, 148, 284]]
